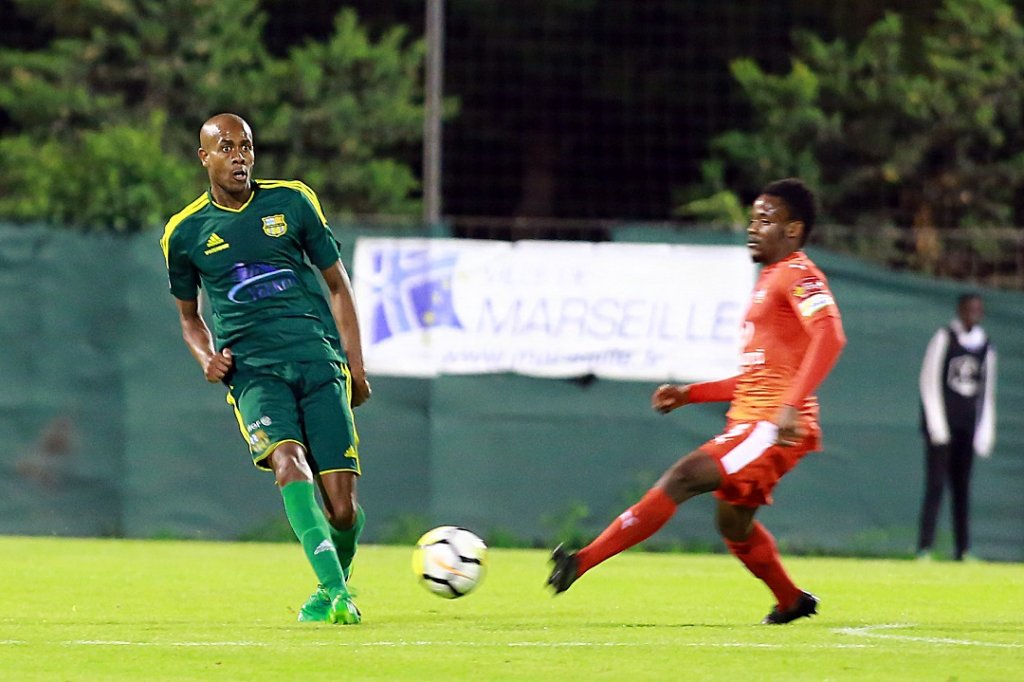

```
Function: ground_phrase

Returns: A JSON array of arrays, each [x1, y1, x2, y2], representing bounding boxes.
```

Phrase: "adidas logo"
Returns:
[[314, 539, 335, 556], [204, 232, 230, 255]]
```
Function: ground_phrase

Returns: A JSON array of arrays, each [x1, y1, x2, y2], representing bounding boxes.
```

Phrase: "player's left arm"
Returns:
[[293, 184, 372, 407], [974, 346, 997, 458], [321, 260, 371, 408], [652, 375, 739, 414], [775, 274, 847, 445]]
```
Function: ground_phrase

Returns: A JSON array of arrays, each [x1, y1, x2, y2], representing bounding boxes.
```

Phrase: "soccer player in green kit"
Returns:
[[160, 113, 369, 624]]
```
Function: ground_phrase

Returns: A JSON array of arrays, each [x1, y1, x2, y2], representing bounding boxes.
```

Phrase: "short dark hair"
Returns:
[[958, 292, 982, 307], [761, 178, 817, 246]]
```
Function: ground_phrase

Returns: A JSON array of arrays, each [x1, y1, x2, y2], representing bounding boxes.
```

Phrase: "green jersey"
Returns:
[[160, 179, 345, 367]]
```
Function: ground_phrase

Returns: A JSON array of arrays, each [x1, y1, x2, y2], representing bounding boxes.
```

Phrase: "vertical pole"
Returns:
[[423, 0, 444, 230]]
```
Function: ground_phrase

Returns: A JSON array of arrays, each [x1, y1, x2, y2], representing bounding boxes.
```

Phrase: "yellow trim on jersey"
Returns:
[[319, 463, 361, 476], [209, 188, 257, 213], [339, 363, 361, 449], [225, 390, 249, 443], [255, 179, 329, 226], [160, 193, 209, 264]]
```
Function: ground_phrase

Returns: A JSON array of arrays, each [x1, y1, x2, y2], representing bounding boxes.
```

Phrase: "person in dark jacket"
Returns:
[[917, 293, 996, 561]]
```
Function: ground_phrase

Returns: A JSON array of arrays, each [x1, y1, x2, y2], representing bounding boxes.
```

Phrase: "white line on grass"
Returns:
[[834, 623, 1023, 649], [44, 639, 867, 650], [73, 640, 268, 647]]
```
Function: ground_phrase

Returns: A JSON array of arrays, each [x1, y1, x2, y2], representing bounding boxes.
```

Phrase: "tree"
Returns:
[[0, 113, 196, 232], [682, 0, 1024, 235], [259, 9, 429, 217], [0, 0, 428, 231]]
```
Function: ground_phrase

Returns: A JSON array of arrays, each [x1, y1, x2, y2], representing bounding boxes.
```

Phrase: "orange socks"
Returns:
[[725, 521, 801, 609], [573, 487, 801, 612], [576, 487, 678, 575]]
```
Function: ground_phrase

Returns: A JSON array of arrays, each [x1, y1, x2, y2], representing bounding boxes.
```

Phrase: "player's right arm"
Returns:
[[162, 209, 233, 384], [174, 297, 234, 383], [652, 375, 739, 414], [919, 327, 950, 446]]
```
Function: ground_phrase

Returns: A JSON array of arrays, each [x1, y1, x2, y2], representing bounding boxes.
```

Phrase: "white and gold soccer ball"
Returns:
[[412, 526, 487, 599]]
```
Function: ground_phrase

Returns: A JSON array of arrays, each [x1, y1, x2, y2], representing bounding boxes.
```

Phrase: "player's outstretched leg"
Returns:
[[546, 487, 678, 594]]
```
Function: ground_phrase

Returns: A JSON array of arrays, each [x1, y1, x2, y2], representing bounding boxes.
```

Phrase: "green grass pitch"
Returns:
[[0, 536, 1021, 681]]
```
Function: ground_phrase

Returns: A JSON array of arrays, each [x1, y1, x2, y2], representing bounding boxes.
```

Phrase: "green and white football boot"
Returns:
[[328, 592, 361, 625], [297, 584, 331, 622]]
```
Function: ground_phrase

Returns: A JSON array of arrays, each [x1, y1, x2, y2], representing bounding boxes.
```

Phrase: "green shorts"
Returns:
[[225, 360, 360, 475]]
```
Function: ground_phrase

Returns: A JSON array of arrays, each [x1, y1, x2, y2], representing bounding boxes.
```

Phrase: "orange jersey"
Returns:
[[727, 251, 842, 423]]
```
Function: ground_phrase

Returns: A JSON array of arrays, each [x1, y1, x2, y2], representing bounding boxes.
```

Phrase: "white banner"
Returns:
[[352, 238, 755, 381]]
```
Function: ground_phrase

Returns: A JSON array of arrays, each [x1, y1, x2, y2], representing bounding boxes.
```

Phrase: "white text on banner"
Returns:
[[352, 238, 755, 381]]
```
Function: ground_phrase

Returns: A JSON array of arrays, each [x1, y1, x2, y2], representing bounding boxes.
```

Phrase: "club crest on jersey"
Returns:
[[261, 214, 288, 238], [248, 429, 271, 453]]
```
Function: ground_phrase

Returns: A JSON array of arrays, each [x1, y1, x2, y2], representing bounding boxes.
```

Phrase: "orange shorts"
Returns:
[[699, 420, 821, 507]]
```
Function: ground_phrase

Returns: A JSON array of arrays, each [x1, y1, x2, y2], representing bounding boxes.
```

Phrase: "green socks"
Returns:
[[280, 481, 347, 597], [331, 504, 365, 579]]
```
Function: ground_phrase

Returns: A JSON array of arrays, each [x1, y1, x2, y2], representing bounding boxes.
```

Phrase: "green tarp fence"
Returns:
[[0, 224, 1021, 561]]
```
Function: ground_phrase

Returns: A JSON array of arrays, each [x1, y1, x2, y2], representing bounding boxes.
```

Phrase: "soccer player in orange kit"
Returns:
[[547, 178, 846, 624]]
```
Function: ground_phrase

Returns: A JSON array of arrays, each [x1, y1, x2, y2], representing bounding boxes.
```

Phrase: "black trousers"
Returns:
[[917, 427, 976, 559]]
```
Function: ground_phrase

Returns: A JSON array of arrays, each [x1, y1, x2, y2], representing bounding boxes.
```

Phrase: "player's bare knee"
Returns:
[[659, 452, 720, 501], [715, 502, 755, 541], [716, 516, 751, 542], [269, 443, 313, 485], [324, 503, 356, 530]]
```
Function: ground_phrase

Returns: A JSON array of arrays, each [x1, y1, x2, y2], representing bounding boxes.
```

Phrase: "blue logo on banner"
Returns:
[[368, 248, 463, 342]]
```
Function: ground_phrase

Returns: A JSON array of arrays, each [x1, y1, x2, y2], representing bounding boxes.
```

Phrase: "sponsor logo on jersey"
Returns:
[[228, 262, 299, 303], [246, 416, 273, 433], [753, 288, 767, 303], [261, 214, 288, 238], [798, 293, 834, 317], [792, 276, 826, 299], [204, 232, 230, 255]]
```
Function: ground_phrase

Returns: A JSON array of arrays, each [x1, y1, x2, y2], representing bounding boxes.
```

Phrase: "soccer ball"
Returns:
[[412, 526, 487, 598]]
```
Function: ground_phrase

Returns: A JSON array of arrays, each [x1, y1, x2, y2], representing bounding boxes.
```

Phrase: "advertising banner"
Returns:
[[352, 238, 755, 381]]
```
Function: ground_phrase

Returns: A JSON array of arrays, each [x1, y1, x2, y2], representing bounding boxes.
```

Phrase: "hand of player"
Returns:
[[350, 373, 372, 408], [651, 384, 690, 414], [773, 405, 802, 447], [204, 348, 234, 383]]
